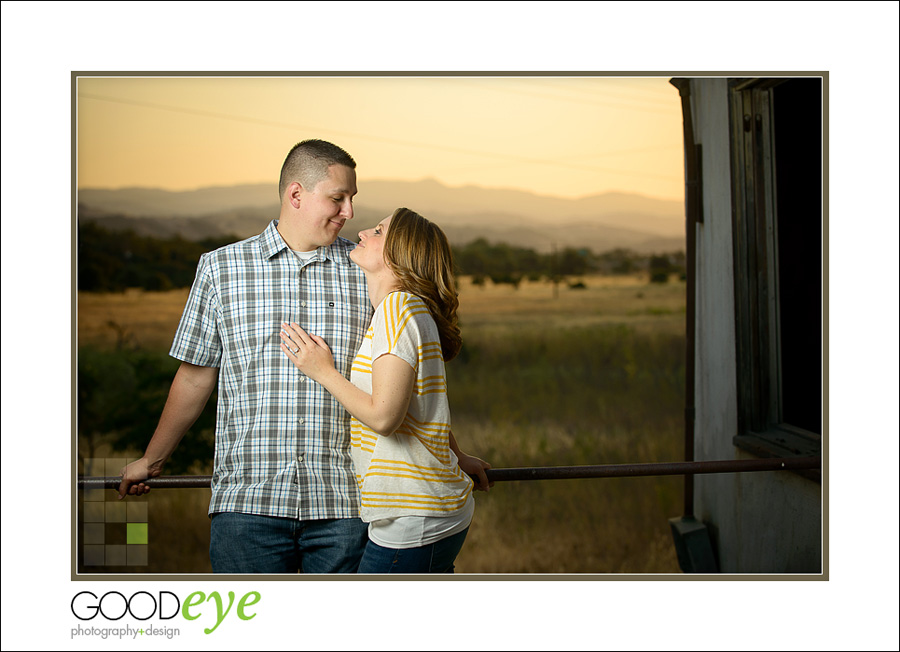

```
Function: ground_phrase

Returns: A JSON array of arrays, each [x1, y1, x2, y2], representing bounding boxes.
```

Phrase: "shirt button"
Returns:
[[300, 301, 307, 307], [298, 418, 305, 425], [297, 454, 304, 463]]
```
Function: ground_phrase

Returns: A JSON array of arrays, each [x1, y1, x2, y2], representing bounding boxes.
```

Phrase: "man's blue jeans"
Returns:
[[357, 527, 469, 574], [209, 512, 368, 573]]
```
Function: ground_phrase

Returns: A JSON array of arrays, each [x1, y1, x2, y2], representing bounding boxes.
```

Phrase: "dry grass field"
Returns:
[[77, 274, 687, 574], [78, 288, 193, 351], [456, 274, 686, 335]]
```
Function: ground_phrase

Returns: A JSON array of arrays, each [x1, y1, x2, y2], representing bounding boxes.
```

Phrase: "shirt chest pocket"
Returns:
[[299, 301, 371, 375], [221, 298, 304, 363]]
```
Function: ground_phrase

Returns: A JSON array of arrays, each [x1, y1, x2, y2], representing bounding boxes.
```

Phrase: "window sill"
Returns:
[[733, 426, 821, 483]]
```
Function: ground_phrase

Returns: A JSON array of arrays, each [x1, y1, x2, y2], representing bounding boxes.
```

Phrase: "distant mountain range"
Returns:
[[77, 178, 685, 253]]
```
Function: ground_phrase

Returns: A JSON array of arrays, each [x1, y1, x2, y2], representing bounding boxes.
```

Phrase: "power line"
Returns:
[[79, 92, 682, 179], [452, 79, 679, 115]]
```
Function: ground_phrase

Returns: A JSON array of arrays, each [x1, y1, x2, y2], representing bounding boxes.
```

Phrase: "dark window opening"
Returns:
[[773, 79, 822, 435], [729, 77, 823, 477]]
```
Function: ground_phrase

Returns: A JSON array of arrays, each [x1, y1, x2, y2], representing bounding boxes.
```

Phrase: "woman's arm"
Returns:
[[449, 431, 493, 492], [281, 322, 414, 436]]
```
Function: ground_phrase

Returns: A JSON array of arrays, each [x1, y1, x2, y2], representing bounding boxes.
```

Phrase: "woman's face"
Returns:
[[350, 214, 392, 273]]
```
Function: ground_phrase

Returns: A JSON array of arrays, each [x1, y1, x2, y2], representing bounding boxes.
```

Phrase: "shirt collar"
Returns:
[[259, 220, 354, 266]]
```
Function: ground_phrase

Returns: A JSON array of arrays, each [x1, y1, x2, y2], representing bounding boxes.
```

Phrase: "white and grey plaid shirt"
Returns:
[[170, 220, 372, 520]]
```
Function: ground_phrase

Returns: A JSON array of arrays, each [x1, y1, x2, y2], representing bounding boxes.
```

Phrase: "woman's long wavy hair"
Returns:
[[383, 207, 462, 362]]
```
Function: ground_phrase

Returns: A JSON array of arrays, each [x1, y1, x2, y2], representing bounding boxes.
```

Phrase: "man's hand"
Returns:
[[118, 457, 160, 499]]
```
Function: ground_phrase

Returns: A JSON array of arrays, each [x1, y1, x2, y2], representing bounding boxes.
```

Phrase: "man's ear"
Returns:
[[287, 181, 304, 209]]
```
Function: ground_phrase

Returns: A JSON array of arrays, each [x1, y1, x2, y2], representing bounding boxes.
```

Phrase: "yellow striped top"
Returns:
[[349, 291, 473, 521]]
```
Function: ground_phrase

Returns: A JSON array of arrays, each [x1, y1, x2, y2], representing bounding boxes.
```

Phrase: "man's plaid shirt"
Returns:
[[170, 220, 372, 520]]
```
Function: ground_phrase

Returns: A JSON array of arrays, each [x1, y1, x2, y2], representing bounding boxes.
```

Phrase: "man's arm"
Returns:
[[117, 361, 218, 498]]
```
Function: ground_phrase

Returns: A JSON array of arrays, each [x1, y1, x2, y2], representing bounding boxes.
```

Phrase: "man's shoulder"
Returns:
[[326, 236, 365, 273], [200, 223, 275, 264], [328, 236, 357, 257]]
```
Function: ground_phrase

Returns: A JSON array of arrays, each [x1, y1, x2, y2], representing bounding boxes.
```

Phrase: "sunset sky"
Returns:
[[76, 74, 685, 201]]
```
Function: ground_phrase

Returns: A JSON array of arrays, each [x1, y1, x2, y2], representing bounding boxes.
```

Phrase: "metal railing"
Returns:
[[77, 456, 821, 489]]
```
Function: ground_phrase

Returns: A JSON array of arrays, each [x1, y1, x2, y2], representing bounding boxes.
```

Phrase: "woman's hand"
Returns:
[[280, 322, 336, 382], [457, 452, 494, 492], [282, 322, 414, 436], [449, 431, 493, 492]]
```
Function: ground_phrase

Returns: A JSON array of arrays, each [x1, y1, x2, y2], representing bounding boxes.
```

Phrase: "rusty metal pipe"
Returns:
[[77, 457, 820, 490], [486, 456, 819, 482]]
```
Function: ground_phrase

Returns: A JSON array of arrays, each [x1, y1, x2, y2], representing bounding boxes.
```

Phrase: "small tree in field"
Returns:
[[649, 254, 672, 284]]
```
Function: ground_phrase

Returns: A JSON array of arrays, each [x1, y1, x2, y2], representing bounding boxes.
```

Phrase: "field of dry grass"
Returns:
[[457, 274, 685, 334], [77, 288, 192, 350], [77, 273, 687, 574], [77, 274, 684, 350]]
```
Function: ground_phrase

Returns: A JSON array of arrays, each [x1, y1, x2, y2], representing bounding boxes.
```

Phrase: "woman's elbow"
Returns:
[[370, 414, 405, 438]]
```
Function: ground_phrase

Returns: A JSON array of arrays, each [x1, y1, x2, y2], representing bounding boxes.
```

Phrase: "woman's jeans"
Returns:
[[357, 527, 470, 574]]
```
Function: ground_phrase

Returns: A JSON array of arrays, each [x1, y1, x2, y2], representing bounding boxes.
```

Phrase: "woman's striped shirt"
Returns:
[[349, 291, 473, 522]]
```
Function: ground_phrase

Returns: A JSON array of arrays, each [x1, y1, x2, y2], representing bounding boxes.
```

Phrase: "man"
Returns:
[[118, 140, 373, 573]]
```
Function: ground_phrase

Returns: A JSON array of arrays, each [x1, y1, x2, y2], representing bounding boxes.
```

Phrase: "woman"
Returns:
[[280, 207, 491, 573]]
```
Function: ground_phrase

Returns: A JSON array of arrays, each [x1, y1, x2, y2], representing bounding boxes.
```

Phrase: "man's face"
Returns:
[[297, 164, 357, 248]]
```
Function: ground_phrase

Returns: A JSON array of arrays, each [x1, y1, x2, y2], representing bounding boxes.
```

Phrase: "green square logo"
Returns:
[[126, 523, 148, 545]]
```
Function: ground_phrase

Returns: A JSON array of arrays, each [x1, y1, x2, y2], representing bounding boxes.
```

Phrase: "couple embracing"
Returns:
[[118, 139, 491, 574]]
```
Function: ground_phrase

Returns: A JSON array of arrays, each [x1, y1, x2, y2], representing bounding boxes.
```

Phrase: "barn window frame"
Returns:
[[727, 77, 823, 482]]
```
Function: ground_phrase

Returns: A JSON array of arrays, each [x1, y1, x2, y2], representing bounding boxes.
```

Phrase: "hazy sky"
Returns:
[[77, 74, 685, 201]]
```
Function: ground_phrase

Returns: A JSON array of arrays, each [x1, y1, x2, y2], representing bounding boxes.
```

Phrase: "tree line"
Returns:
[[77, 222, 686, 293], [77, 221, 238, 292], [455, 238, 685, 288]]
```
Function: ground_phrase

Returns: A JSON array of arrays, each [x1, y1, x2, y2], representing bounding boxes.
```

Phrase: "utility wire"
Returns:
[[80, 92, 682, 179], [452, 79, 678, 115]]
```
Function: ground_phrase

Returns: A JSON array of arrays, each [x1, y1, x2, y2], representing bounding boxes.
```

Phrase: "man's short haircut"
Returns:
[[278, 139, 356, 200]]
